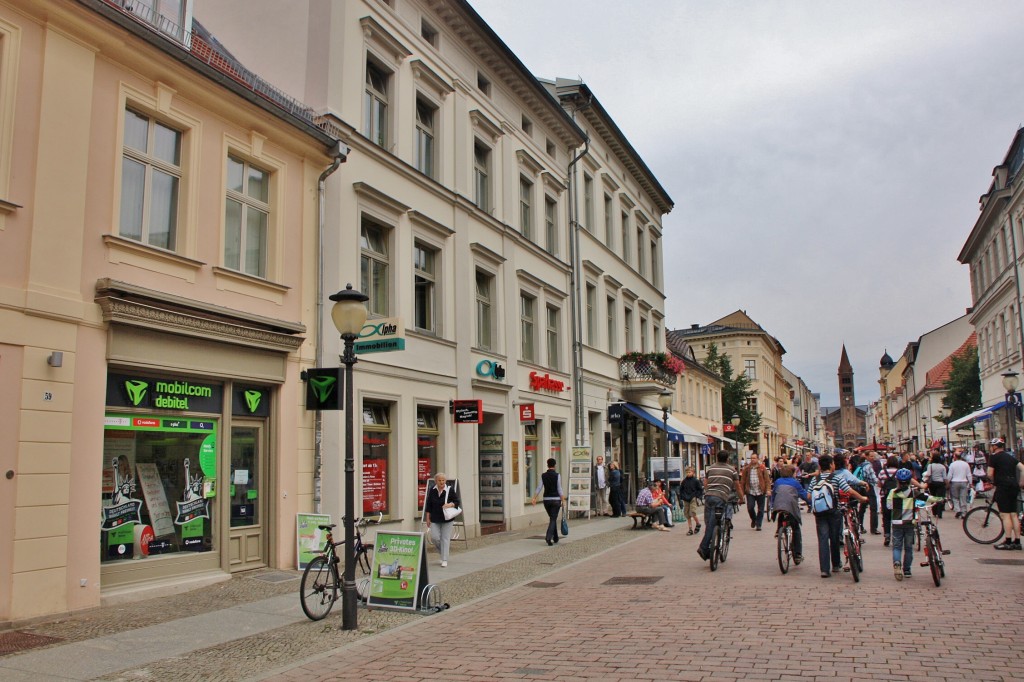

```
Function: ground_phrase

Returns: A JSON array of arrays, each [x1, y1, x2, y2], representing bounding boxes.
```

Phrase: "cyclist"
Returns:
[[697, 450, 741, 562], [887, 468, 943, 579], [770, 463, 807, 565], [987, 438, 1022, 550], [812, 454, 868, 579]]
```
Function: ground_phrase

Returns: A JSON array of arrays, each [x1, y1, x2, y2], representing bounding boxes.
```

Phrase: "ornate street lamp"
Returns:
[[731, 414, 741, 461], [939, 405, 951, 456], [658, 389, 673, 464], [1001, 370, 1019, 457], [329, 283, 368, 631]]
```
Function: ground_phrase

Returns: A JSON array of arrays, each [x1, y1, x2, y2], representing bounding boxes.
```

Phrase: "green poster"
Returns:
[[296, 513, 332, 570], [199, 434, 217, 478], [106, 523, 134, 559], [367, 531, 426, 611], [181, 517, 204, 551]]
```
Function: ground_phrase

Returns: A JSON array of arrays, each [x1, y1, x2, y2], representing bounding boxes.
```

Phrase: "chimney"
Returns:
[[690, 324, 699, 330]]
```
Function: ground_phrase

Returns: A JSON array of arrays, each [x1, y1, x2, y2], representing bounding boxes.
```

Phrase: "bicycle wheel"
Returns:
[[709, 526, 720, 572], [777, 523, 791, 574], [845, 535, 860, 583], [926, 535, 941, 587], [720, 521, 732, 563], [300, 556, 338, 621], [963, 505, 1004, 544], [933, 529, 946, 577]]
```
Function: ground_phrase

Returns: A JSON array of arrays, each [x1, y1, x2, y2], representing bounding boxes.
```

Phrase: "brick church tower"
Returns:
[[838, 345, 857, 439]]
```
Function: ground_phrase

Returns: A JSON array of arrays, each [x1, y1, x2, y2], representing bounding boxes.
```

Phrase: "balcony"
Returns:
[[618, 353, 680, 389]]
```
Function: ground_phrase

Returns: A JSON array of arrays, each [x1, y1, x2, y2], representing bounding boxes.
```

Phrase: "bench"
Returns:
[[627, 511, 656, 529]]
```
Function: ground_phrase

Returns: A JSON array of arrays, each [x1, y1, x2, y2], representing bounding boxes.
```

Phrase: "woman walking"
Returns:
[[423, 473, 461, 568], [531, 458, 565, 545]]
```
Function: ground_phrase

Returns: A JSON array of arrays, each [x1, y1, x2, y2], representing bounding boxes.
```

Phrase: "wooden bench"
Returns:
[[627, 511, 656, 529]]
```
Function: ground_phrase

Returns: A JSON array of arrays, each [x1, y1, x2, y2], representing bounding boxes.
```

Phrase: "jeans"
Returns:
[[543, 500, 561, 543], [746, 493, 766, 528], [814, 512, 843, 574], [610, 487, 627, 516], [699, 496, 731, 555], [857, 486, 879, 532], [637, 505, 670, 526], [891, 523, 914, 572]]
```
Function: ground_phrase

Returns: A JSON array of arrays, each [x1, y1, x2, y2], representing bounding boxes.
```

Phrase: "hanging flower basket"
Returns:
[[618, 352, 685, 384]]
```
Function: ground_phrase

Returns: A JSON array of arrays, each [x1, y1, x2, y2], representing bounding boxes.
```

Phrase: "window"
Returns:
[[416, 408, 439, 508], [414, 97, 436, 178], [546, 305, 560, 370], [524, 423, 539, 496], [362, 402, 391, 515], [521, 115, 533, 136], [607, 296, 617, 355], [477, 71, 491, 96], [413, 241, 437, 333], [474, 141, 491, 212], [586, 283, 597, 345], [476, 270, 494, 350], [520, 176, 533, 239], [624, 306, 633, 351], [544, 197, 557, 255], [653, 322, 660, 352], [420, 19, 438, 46], [651, 238, 660, 285], [224, 155, 269, 277], [636, 227, 645, 275], [119, 107, 182, 250], [621, 210, 630, 262], [364, 59, 390, 148], [520, 293, 536, 362], [360, 218, 390, 316], [746, 397, 758, 414], [551, 422, 564, 463], [583, 174, 594, 232], [546, 139, 555, 157], [604, 194, 614, 246], [640, 315, 648, 352], [744, 359, 756, 380]]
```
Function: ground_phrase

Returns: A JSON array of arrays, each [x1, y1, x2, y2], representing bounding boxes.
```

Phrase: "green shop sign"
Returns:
[[107, 373, 223, 413]]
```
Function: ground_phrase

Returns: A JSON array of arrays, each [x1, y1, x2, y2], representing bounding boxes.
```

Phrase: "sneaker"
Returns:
[[751, 520, 756, 528], [1014, 540, 1023, 550], [794, 555, 803, 565], [756, 527, 762, 532], [995, 541, 1015, 551], [904, 571, 912, 578], [894, 562, 903, 581], [820, 572, 831, 578], [441, 561, 447, 568], [696, 547, 709, 561]]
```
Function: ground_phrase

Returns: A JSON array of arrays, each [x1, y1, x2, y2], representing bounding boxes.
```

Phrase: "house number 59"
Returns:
[[43, 392, 53, 401]]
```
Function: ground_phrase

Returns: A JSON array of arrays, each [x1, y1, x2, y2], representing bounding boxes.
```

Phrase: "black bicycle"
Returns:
[[962, 494, 1022, 545], [709, 502, 736, 572], [915, 500, 949, 586], [299, 513, 381, 621], [776, 511, 797, 574]]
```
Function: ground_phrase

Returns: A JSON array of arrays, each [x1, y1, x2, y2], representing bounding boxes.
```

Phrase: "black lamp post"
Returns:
[[658, 389, 673, 465], [939, 406, 951, 457], [329, 283, 368, 631], [731, 414, 741, 461], [1002, 370, 1019, 457], [921, 415, 928, 452]]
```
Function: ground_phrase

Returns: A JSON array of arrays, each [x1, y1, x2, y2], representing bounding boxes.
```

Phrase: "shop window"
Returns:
[[101, 416, 218, 563], [362, 402, 392, 515], [224, 154, 270, 278], [551, 422, 563, 464], [524, 422, 539, 497], [119, 107, 182, 251], [416, 407, 440, 510]]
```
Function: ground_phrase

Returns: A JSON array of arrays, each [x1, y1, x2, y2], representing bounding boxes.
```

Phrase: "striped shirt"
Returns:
[[705, 464, 738, 501]]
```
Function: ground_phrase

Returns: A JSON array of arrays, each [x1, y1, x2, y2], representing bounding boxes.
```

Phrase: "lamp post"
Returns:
[[731, 414, 742, 464], [1001, 370, 1020, 457], [939, 405, 951, 457], [329, 283, 368, 631], [658, 389, 673, 466], [921, 415, 928, 453]]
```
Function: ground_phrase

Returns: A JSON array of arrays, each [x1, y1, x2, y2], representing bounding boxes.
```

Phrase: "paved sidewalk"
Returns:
[[0, 513, 636, 681], [257, 513, 1024, 682]]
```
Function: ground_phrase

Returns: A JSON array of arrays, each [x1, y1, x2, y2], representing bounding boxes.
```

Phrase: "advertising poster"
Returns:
[[366, 531, 427, 611], [296, 513, 332, 570], [568, 446, 592, 513], [417, 457, 431, 508], [135, 462, 174, 538], [362, 459, 388, 514]]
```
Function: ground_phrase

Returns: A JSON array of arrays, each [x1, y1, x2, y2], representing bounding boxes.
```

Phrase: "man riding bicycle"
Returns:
[[770, 463, 808, 565], [697, 450, 742, 562]]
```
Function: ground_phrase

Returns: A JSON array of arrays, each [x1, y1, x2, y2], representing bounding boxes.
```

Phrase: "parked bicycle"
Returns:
[[838, 500, 863, 582], [915, 499, 949, 587], [962, 493, 1023, 545], [709, 501, 737, 572], [299, 513, 382, 621]]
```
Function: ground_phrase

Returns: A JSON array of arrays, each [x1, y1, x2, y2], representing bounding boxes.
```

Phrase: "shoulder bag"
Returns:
[[442, 487, 462, 521]]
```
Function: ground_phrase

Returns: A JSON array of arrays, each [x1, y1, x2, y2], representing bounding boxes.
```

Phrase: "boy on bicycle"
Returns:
[[887, 468, 944, 580], [770, 463, 808, 564]]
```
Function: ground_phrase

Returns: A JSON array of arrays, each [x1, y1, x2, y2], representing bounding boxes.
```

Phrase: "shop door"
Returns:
[[229, 424, 267, 571]]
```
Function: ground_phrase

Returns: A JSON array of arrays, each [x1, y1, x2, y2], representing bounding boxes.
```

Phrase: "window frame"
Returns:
[[520, 291, 537, 363], [223, 153, 271, 278], [414, 95, 437, 178], [475, 269, 495, 350], [473, 140, 491, 213], [544, 195, 558, 256], [519, 175, 534, 240], [606, 295, 617, 355], [364, 57, 391, 149], [546, 304, 561, 370], [585, 283, 597, 346], [413, 239, 438, 333], [360, 217, 392, 317], [119, 106, 184, 252]]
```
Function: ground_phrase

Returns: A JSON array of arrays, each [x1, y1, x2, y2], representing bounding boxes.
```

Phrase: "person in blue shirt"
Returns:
[[770, 463, 808, 564]]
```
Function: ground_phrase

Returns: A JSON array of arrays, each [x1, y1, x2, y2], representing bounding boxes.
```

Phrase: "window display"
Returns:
[[362, 402, 391, 515], [416, 408, 439, 508]]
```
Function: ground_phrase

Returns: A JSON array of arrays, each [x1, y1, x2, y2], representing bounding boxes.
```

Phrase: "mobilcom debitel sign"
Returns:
[[107, 373, 223, 413], [354, 317, 405, 354]]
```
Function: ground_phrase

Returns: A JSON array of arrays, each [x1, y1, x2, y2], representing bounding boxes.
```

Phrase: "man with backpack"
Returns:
[[811, 454, 868, 578]]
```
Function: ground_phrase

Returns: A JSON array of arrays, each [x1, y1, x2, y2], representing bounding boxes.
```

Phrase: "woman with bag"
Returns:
[[531, 458, 565, 545], [423, 473, 461, 567]]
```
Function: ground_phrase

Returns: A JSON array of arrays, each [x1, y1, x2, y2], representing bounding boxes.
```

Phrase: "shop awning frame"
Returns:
[[948, 402, 1007, 430], [619, 403, 701, 443]]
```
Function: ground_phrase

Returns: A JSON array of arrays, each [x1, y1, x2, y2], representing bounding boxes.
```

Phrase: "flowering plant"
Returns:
[[619, 351, 686, 376]]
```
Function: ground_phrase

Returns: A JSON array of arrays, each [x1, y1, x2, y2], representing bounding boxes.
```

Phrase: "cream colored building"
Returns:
[[0, 0, 341, 623], [195, 1, 673, 530], [782, 366, 822, 456]]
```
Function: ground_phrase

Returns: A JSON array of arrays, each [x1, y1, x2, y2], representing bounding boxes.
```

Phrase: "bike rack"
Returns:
[[419, 583, 449, 614]]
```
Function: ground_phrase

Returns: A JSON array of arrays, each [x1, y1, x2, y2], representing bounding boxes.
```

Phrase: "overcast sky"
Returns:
[[471, 0, 1024, 406]]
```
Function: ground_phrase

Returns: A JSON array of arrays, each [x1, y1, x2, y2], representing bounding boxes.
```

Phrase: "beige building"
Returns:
[[669, 311, 791, 457], [195, 2, 673, 530], [0, 0, 342, 623], [782, 366, 822, 456]]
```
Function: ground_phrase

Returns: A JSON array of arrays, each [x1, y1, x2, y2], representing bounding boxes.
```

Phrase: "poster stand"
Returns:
[[366, 531, 432, 613], [567, 447, 592, 518]]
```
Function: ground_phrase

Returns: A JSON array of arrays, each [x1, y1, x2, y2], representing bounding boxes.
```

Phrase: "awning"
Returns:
[[949, 402, 1007, 429], [620, 403, 701, 443]]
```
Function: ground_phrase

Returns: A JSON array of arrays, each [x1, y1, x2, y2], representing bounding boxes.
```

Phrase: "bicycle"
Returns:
[[775, 510, 797, 574], [299, 513, 381, 621], [962, 493, 1023, 544], [915, 500, 949, 587], [838, 500, 862, 582], [709, 501, 737, 572]]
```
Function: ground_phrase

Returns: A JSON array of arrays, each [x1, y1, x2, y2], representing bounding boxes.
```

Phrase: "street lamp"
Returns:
[[939, 405, 951, 456], [1001, 370, 1019, 456], [731, 414, 741, 462], [921, 415, 928, 452], [658, 389, 673, 464], [329, 283, 368, 631]]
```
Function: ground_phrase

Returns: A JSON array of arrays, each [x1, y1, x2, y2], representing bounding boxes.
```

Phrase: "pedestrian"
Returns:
[[947, 449, 973, 518], [853, 454, 880, 534], [608, 460, 627, 517], [886, 468, 943, 580], [593, 454, 610, 516], [811, 454, 868, 579], [697, 450, 741, 562], [679, 466, 704, 535], [987, 438, 1023, 550], [740, 454, 770, 531], [531, 458, 566, 546], [770, 463, 807, 565], [922, 450, 948, 518], [423, 473, 461, 568], [635, 480, 671, 531]]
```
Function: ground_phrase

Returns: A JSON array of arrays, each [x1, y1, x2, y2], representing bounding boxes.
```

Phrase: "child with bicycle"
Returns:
[[770, 463, 808, 565], [887, 468, 944, 580]]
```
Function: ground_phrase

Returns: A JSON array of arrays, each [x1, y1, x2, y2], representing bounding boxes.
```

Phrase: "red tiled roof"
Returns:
[[924, 332, 977, 390]]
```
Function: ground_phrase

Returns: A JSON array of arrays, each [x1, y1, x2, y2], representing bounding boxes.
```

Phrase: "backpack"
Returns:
[[880, 469, 900, 510], [853, 463, 870, 482], [810, 474, 837, 515]]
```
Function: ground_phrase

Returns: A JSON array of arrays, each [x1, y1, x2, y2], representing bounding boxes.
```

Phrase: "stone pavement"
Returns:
[[257, 513, 1024, 682]]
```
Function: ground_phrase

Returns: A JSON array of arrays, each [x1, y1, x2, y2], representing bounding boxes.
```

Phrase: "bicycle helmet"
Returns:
[[895, 468, 913, 482], [990, 437, 1005, 446]]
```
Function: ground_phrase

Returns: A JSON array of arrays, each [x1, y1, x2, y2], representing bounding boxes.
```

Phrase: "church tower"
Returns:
[[838, 345, 857, 446]]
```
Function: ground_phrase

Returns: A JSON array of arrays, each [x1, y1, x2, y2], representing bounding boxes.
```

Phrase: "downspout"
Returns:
[[1009, 212, 1024, 372], [314, 140, 349, 514], [568, 137, 589, 446]]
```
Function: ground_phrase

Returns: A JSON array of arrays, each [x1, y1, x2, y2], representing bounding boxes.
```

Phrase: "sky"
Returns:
[[470, 0, 1024, 406]]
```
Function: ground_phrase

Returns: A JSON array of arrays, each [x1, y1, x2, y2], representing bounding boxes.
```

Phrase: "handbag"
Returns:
[[441, 486, 462, 521], [560, 507, 569, 536]]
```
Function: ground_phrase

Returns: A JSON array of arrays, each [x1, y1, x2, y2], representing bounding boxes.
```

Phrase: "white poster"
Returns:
[[135, 462, 175, 538]]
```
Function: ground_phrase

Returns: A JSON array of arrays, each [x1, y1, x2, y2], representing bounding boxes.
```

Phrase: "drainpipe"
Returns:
[[567, 138, 589, 447], [314, 140, 349, 514]]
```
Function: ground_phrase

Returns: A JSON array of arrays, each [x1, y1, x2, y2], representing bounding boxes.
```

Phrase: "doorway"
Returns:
[[228, 423, 267, 571]]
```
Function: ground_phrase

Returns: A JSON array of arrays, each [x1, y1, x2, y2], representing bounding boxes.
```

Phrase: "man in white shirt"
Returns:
[[594, 454, 610, 516], [947, 449, 973, 518]]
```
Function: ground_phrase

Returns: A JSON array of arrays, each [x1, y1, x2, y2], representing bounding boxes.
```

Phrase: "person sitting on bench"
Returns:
[[635, 480, 671, 531]]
